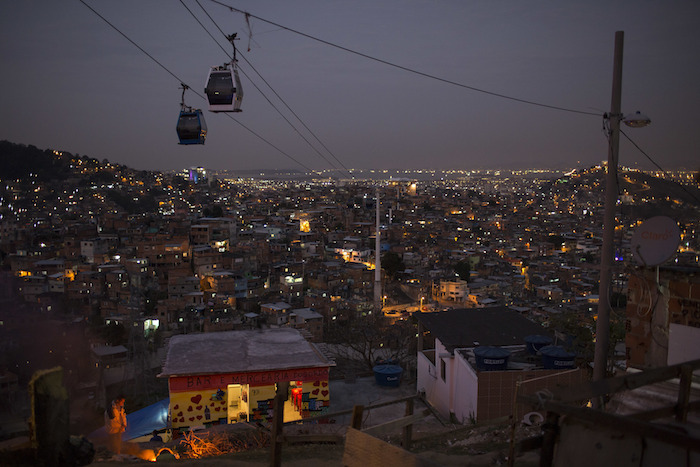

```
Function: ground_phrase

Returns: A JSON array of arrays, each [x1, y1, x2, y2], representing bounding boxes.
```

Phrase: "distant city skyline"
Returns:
[[2, 1, 699, 173]]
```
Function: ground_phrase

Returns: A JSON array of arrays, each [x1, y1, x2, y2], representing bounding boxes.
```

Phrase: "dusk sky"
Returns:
[[1, 1, 699, 174]]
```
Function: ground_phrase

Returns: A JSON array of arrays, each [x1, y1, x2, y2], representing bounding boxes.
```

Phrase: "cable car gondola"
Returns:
[[176, 84, 207, 145], [204, 33, 243, 113]]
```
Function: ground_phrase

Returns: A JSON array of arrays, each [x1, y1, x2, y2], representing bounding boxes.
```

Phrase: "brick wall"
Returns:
[[476, 368, 587, 422], [625, 267, 700, 369]]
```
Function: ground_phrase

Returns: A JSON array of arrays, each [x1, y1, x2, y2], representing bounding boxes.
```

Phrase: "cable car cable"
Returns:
[[80, 0, 182, 85], [180, 0, 230, 57], [79, 0, 318, 174], [209, 0, 602, 118], [187, 0, 339, 172], [236, 65, 348, 177], [187, 0, 341, 173], [191, 0, 352, 178], [236, 54, 353, 178]]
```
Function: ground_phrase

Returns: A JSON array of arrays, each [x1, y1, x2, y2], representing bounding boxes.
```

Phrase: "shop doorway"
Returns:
[[227, 384, 249, 423]]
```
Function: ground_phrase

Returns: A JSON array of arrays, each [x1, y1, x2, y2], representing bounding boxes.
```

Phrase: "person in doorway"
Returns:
[[149, 430, 163, 443], [105, 395, 127, 454]]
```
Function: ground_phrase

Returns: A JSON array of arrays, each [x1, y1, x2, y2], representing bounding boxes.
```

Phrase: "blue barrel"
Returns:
[[525, 335, 553, 355], [373, 364, 403, 387], [540, 345, 576, 369], [473, 346, 510, 371]]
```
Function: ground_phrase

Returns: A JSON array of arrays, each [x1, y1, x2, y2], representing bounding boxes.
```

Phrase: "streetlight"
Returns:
[[623, 111, 651, 128], [420, 296, 425, 310], [593, 31, 651, 393]]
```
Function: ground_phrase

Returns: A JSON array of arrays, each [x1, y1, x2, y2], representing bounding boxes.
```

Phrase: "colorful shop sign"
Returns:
[[169, 366, 330, 392]]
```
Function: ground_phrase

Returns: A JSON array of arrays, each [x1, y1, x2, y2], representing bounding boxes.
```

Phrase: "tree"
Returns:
[[101, 322, 127, 346], [548, 234, 566, 249], [327, 313, 416, 372], [382, 251, 405, 279], [453, 260, 471, 282]]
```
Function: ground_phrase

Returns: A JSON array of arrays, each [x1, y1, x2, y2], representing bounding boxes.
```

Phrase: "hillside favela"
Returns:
[[0, 141, 698, 466]]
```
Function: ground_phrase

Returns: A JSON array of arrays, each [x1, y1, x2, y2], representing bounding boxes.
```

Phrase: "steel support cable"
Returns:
[[236, 65, 348, 177], [209, 0, 602, 118], [236, 54, 353, 178], [180, 0, 230, 57], [192, 0, 352, 178], [79, 0, 317, 174]]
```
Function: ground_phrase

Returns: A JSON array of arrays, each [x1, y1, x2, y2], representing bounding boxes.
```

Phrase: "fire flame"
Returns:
[[136, 449, 157, 462]]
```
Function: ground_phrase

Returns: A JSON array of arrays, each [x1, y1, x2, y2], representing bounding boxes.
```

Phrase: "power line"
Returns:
[[191, 0, 352, 178], [209, 0, 602, 118], [620, 129, 700, 204], [619, 129, 664, 172], [79, 0, 317, 174]]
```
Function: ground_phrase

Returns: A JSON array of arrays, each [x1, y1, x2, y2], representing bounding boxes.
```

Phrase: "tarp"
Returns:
[[89, 398, 169, 441]]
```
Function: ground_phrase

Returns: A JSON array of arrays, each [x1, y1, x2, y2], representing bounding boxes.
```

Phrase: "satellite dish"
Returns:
[[631, 216, 681, 266]]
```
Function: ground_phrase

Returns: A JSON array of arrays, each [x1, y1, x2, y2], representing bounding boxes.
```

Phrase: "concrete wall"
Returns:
[[554, 417, 699, 467], [416, 350, 437, 402], [452, 349, 479, 424], [668, 323, 700, 365], [417, 339, 454, 420]]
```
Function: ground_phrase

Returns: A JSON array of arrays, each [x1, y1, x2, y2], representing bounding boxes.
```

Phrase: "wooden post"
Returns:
[[539, 411, 559, 467], [269, 394, 285, 467], [29, 367, 69, 466], [351, 405, 365, 430], [676, 364, 692, 422], [402, 398, 414, 449], [507, 380, 522, 467], [344, 428, 436, 467]]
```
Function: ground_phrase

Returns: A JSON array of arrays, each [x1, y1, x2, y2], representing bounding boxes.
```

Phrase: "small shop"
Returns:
[[159, 328, 333, 432]]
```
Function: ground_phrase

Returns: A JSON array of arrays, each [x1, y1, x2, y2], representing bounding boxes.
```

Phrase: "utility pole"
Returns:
[[593, 31, 624, 388]]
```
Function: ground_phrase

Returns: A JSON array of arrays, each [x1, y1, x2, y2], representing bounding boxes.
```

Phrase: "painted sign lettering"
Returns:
[[170, 366, 330, 392]]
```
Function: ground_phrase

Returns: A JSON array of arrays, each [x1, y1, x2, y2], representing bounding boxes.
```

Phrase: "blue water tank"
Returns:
[[473, 346, 511, 371], [373, 364, 403, 387], [540, 345, 576, 369], [525, 335, 553, 355]]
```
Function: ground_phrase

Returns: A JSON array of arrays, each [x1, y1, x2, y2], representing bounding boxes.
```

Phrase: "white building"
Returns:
[[416, 307, 586, 423], [432, 278, 469, 303]]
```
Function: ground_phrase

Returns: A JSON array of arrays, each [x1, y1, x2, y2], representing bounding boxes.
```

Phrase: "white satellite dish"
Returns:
[[631, 216, 681, 266]]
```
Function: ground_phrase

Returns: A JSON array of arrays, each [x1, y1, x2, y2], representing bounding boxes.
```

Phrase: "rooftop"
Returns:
[[416, 306, 550, 352], [159, 328, 332, 377]]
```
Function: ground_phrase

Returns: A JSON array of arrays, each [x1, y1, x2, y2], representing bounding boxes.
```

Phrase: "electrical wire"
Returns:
[[209, 0, 602, 118], [620, 129, 700, 204], [620, 129, 664, 172], [79, 0, 317, 174], [191, 0, 353, 179]]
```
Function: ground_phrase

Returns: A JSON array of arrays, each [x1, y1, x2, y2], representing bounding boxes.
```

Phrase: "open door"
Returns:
[[227, 384, 249, 423]]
